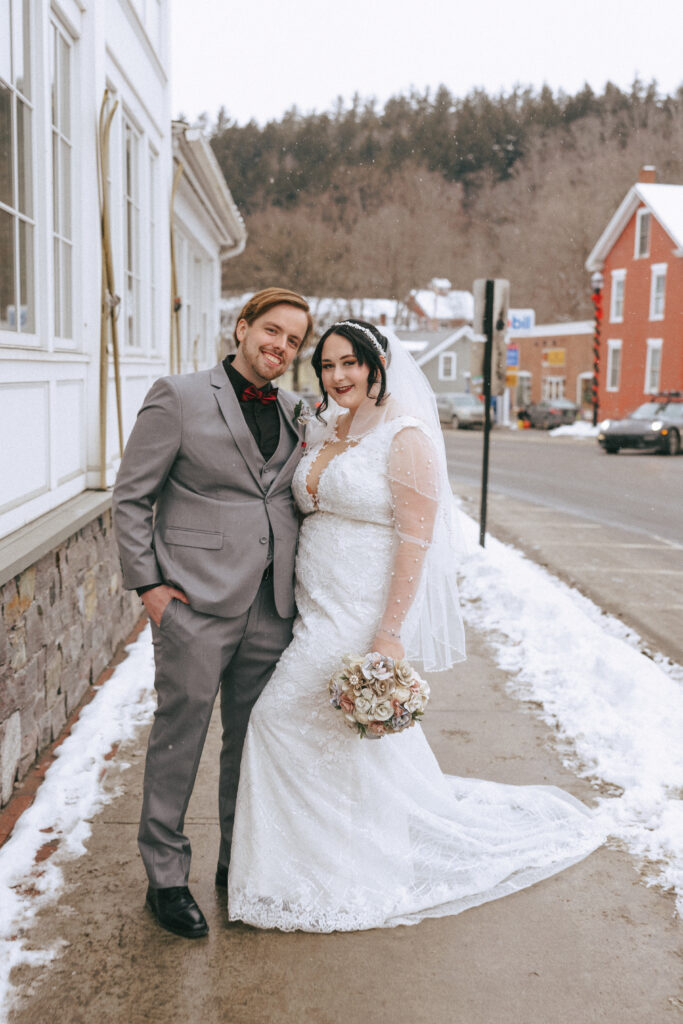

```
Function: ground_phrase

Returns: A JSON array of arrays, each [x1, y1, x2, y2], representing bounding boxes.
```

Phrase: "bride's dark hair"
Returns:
[[311, 320, 389, 418]]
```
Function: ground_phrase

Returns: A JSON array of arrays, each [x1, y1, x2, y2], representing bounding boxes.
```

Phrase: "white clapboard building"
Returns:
[[0, 0, 246, 803]]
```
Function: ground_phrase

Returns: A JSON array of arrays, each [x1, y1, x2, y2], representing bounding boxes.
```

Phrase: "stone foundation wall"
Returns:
[[0, 509, 141, 805]]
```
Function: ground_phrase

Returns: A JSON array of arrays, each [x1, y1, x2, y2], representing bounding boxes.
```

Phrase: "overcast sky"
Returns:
[[170, 0, 683, 126]]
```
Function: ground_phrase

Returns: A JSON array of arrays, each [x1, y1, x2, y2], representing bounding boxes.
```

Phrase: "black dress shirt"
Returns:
[[222, 355, 281, 462], [136, 358, 282, 597]]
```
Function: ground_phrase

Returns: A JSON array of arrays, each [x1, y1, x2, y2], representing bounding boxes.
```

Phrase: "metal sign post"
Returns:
[[472, 278, 510, 547]]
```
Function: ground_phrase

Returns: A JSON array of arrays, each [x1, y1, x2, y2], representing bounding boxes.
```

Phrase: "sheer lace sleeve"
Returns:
[[376, 425, 439, 642]]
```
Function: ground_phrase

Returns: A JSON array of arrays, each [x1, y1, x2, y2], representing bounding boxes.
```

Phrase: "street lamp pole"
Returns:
[[591, 270, 604, 426]]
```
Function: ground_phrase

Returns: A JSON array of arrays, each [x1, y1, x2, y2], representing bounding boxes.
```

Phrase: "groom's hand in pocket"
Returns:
[[142, 585, 190, 627]]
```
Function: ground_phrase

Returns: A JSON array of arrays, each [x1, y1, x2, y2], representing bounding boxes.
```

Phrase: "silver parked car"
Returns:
[[436, 392, 485, 429]]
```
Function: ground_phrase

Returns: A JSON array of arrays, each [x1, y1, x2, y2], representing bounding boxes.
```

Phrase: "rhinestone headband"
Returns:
[[333, 321, 385, 357]]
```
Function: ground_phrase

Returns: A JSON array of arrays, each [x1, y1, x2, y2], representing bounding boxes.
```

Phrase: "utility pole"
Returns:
[[472, 279, 510, 547]]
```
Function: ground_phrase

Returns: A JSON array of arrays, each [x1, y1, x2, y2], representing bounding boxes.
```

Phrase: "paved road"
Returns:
[[443, 427, 683, 663], [444, 428, 682, 545]]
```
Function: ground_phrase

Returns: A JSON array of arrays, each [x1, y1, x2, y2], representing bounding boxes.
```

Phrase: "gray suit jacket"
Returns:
[[112, 364, 303, 619]]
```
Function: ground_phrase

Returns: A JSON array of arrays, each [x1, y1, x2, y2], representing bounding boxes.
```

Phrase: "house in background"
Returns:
[[396, 326, 477, 396], [506, 321, 594, 416], [405, 278, 474, 330], [0, 0, 246, 806], [585, 166, 683, 419]]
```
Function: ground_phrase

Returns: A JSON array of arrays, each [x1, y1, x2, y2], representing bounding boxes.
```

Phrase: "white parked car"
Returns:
[[436, 392, 485, 429]]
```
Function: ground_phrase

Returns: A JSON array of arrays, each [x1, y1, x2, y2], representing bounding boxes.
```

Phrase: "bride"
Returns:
[[227, 319, 604, 932]]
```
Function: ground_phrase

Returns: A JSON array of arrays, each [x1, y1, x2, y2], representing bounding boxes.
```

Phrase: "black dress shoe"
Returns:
[[146, 885, 209, 938], [215, 864, 228, 888]]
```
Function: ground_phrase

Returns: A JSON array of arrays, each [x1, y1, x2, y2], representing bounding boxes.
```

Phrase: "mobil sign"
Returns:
[[508, 309, 535, 331]]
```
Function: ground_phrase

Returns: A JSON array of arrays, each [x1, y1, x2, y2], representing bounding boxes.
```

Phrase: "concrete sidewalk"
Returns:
[[7, 662, 682, 1019], [7, 493, 683, 1024]]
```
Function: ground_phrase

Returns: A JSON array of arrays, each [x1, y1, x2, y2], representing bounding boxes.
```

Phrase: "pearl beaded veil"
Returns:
[[325, 328, 466, 671]]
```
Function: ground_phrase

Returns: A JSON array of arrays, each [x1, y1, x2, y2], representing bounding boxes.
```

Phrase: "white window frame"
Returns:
[[649, 263, 666, 321], [644, 339, 663, 394], [438, 351, 457, 381], [606, 339, 622, 392], [634, 208, 650, 259], [121, 111, 142, 349], [148, 145, 158, 349], [0, 0, 37, 343], [610, 269, 625, 323], [50, 16, 74, 344], [541, 376, 565, 401], [516, 370, 531, 408]]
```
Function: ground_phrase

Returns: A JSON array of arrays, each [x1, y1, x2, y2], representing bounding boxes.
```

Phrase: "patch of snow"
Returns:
[[457, 509, 683, 914], [0, 627, 156, 1021], [549, 421, 600, 438]]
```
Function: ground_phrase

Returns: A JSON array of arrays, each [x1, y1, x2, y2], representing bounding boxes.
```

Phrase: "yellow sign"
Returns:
[[543, 348, 565, 367], [506, 370, 518, 388]]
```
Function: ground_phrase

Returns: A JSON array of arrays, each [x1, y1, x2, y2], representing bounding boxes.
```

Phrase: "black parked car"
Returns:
[[523, 399, 578, 429], [597, 398, 683, 454]]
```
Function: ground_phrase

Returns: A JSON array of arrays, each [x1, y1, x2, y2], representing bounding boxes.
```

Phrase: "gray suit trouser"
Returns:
[[139, 574, 293, 888]]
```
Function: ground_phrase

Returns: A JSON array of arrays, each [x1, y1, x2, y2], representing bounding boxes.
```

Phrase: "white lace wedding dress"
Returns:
[[227, 415, 604, 932]]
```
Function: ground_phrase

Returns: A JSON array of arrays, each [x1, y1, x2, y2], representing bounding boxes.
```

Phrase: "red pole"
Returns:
[[591, 279, 603, 426]]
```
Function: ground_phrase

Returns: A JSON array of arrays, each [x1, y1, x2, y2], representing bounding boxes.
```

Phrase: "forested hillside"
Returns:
[[209, 81, 683, 321]]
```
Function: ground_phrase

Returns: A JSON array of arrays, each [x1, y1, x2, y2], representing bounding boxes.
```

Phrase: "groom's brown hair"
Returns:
[[234, 288, 313, 348]]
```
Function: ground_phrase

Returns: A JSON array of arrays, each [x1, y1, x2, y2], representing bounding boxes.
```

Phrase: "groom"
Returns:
[[113, 287, 312, 938]]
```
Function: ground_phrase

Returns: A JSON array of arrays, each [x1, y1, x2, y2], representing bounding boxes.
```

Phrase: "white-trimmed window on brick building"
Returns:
[[649, 264, 666, 321], [438, 351, 457, 381], [541, 376, 565, 401], [635, 209, 650, 259], [122, 114, 141, 348], [0, 0, 35, 338], [610, 269, 625, 322], [606, 339, 622, 391], [51, 17, 73, 342], [644, 339, 663, 394]]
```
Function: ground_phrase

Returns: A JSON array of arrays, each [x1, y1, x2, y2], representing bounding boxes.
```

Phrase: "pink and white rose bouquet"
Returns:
[[328, 652, 430, 738]]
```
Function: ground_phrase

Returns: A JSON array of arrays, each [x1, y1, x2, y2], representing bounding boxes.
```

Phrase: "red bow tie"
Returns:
[[241, 384, 278, 404]]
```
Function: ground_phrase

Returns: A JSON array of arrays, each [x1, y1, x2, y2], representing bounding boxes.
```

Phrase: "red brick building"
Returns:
[[586, 168, 683, 419], [506, 322, 594, 416]]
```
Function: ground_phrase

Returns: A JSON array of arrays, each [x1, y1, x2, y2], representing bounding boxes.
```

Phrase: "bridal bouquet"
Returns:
[[328, 652, 430, 739]]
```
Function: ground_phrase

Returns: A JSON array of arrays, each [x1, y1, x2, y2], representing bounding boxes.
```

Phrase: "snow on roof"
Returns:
[[219, 295, 404, 330], [410, 289, 474, 321], [636, 183, 683, 251], [586, 182, 683, 270]]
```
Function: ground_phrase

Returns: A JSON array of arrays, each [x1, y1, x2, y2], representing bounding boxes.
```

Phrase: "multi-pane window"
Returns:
[[635, 209, 650, 259], [438, 351, 457, 380], [649, 265, 666, 320], [542, 376, 565, 400], [51, 19, 72, 340], [123, 116, 141, 347], [607, 340, 622, 391], [645, 339, 663, 394], [0, 0, 35, 335], [610, 270, 625, 322]]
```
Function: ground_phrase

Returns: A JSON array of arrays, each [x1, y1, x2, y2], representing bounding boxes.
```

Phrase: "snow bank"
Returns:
[[549, 421, 600, 438], [0, 628, 156, 1021], [457, 510, 683, 913]]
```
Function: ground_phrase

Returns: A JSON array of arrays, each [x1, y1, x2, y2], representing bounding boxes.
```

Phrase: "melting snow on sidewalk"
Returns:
[[0, 628, 156, 1021], [457, 510, 683, 914], [1, 520, 683, 1017]]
